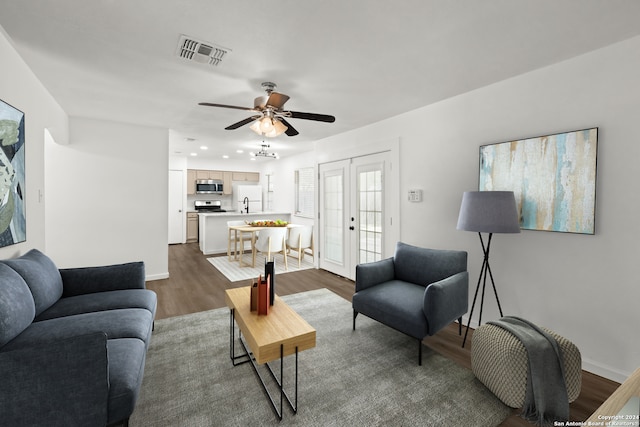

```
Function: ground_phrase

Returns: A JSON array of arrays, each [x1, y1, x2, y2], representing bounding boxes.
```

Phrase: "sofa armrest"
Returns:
[[355, 257, 395, 292], [60, 261, 146, 297], [423, 271, 469, 335], [0, 332, 109, 426]]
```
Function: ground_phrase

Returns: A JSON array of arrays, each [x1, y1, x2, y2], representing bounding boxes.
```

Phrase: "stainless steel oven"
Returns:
[[196, 179, 223, 194], [194, 200, 226, 213]]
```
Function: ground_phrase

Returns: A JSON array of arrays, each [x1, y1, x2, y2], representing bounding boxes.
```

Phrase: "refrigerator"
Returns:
[[236, 185, 263, 213]]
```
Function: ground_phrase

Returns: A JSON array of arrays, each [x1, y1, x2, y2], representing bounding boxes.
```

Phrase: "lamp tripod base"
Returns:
[[462, 232, 504, 348]]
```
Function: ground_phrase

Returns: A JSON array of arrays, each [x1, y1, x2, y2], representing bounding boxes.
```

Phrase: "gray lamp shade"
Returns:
[[457, 191, 521, 233]]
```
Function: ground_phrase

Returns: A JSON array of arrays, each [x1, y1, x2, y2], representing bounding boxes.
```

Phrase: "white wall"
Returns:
[[0, 26, 68, 260], [314, 36, 640, 382], [2, 26, 169, 280], [267, 150, 315, 220], [45, 117, 169, 280]]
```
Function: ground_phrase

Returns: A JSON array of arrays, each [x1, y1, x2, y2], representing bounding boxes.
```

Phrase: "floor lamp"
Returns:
[[457, 191, 520, 348]]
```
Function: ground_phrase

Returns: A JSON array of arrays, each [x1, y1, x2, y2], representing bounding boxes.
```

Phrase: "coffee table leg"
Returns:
[[229, 308, 250, 366], [229, 311, 301, 419], [263, 344, 299, 417], [295, 346, 298, 413], [280, 344, 284, 419]]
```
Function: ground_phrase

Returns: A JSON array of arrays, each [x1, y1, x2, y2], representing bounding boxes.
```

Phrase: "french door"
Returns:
[[318, 152, 395, 280]]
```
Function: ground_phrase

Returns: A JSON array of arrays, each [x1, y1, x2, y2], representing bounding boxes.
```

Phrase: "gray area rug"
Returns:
[[130, 289, 511, 426]]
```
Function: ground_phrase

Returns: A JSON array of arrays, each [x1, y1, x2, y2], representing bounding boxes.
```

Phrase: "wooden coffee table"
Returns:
[[224, 286, 316, 419]]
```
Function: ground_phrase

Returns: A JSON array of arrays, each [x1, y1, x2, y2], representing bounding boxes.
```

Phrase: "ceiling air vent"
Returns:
[[176, 35, 231, 67]]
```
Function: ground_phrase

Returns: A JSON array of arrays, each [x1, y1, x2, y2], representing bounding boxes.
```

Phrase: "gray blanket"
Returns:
[[488, 316, 569, 426]]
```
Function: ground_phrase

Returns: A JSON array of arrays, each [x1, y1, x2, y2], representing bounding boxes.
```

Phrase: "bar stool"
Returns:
[[227, 220, 251, 261], [286, 225, 314, 267]]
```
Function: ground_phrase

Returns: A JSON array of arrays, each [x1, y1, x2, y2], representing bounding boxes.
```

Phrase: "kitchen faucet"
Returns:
[[243, 197, 249, 214]]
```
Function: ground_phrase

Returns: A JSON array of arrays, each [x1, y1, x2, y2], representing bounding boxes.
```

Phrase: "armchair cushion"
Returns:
[[355, 257, 395, 292], [2, 249, 63, 316], [60, 261, 146, 297], [36, 289, 157, 321], [353, 280, 428, 339], [0, 332, 109, 427], [394, 241, 468, 286], [0, 264, 36, 347], [107, 338, 147, 423], [424, 271, 469, 334], [2, 308, 153, 352]]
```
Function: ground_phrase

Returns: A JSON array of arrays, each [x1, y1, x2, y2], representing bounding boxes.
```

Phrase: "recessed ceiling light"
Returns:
[[250, 157, 256, 161], [236, 149, 244, 154], [222, 155, 229, 159], [200, 146, 208, 150], [190, 152, 198, 156]]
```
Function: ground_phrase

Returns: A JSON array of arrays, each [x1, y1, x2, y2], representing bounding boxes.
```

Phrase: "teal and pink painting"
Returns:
[[480, 128, 598, 234]]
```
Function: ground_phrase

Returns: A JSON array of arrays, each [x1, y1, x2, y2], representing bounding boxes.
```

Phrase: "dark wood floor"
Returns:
[[147, 243, 619, 426]]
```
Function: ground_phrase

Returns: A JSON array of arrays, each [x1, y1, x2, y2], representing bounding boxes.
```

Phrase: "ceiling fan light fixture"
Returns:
[[272, 119, 288, 136], [252, 143, 279, 159], [249, 117, 287, 137], [260, 117, 274, 133]]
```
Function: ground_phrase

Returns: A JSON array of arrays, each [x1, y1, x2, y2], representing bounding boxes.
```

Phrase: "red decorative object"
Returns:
[[258, 274, 270, 315]]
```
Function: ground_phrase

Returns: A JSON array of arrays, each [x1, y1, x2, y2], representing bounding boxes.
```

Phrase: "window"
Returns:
[[295, 167, 315, 218]]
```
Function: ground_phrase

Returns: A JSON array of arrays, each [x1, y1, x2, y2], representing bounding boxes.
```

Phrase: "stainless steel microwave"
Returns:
[[196, 179, 223, 194]]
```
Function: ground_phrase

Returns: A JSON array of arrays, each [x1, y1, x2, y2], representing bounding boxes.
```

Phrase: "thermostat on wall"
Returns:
[[408, 189, 422, 202]]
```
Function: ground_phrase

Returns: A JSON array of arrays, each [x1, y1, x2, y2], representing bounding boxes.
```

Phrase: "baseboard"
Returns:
[[146, 272, 169, 281], [582, 358, 630, 384]]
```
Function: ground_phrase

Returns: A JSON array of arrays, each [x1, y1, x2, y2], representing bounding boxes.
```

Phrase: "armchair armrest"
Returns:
[[423, 271, 469, 335], [60, 261, 146, 297], [355, 257, 395, 292], [0, 332, 109, 426]]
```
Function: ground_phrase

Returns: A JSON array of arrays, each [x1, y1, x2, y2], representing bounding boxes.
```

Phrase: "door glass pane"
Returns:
[[357, 169, 383, 264], [324, 173, 343, 264]]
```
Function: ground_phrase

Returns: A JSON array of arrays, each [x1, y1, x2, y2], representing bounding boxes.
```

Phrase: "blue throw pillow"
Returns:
[[0, 263, 36, 347], [3, 249, 63, 316]]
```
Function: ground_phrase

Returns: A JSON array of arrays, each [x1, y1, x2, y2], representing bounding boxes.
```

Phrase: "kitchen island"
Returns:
[[198, 212, 292, 255]]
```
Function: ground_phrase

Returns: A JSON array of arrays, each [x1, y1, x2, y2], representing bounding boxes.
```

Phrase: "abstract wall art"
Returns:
[[0, 99, 26, 247], [479, 128, 598, 234]]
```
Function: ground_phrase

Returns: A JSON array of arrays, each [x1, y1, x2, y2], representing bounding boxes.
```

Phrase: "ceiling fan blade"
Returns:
[[288, 110, 336, 123], [199, 102, 257, 112], [265, 92, 290, 110], [225, 116, 261, 130], [254, 96, 268, 109], [279, 118, 299, 137]]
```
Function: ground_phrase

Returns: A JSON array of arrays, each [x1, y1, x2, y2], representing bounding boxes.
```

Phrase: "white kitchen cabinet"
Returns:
[[232, 171, 259, 182]]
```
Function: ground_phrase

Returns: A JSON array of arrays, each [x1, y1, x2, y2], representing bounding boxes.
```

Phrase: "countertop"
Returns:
[[197, 211, 291, 217]]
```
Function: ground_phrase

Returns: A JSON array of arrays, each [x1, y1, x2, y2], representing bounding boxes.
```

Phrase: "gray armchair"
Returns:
[[352, 242, 469, 365]]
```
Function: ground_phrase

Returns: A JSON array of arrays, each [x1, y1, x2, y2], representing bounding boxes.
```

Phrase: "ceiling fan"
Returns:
[[199, 82, 335, 137]]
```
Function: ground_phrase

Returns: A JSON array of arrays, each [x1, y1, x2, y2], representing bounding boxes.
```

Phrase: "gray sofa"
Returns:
[[352, 242, 468, 365], [0, 249, 157, 427]]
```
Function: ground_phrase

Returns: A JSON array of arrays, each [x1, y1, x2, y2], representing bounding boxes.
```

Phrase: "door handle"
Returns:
[[349, 226, 355, 230]]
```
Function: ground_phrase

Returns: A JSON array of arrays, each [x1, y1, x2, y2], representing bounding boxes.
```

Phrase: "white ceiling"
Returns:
[[2, 1, 640, 161]]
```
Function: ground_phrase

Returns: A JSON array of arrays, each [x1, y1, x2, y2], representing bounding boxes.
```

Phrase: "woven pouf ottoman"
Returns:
[[471, 322, 582, 408]]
